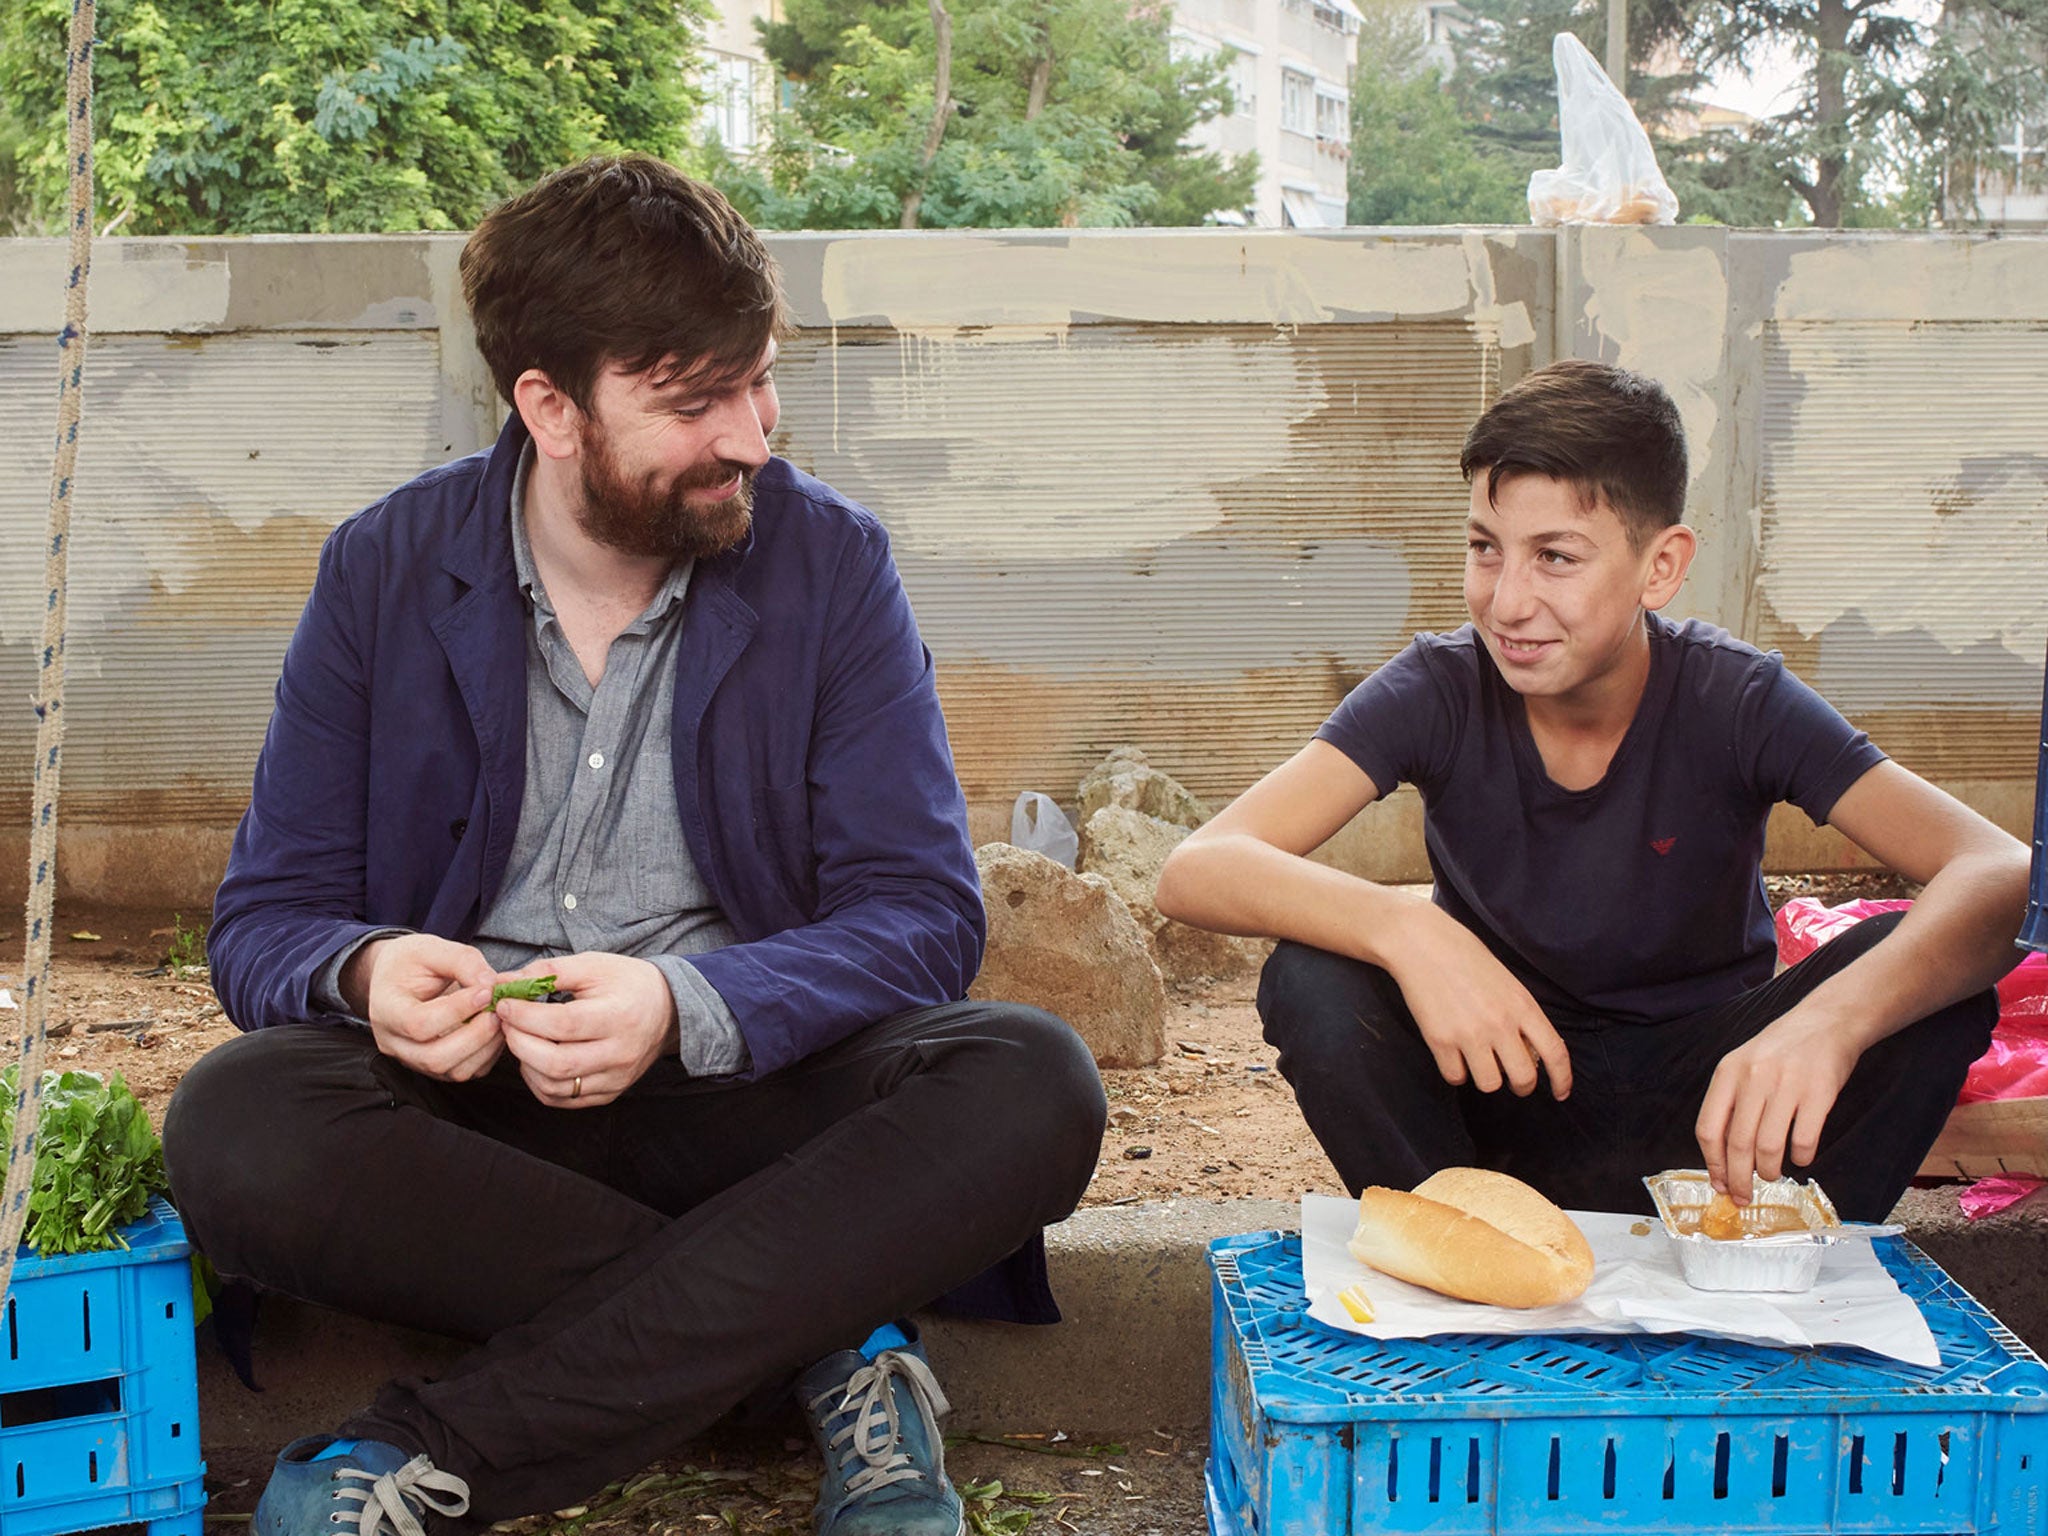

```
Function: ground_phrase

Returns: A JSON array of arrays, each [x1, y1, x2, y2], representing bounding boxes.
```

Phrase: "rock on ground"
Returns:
[[1075, 745, 1213, 831], [1077, 805, 1268, 984], [971, 842, 1166, 1068]]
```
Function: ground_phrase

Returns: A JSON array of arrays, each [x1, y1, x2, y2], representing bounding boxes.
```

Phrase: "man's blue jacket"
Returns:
[[210, 413, 987, 1081]]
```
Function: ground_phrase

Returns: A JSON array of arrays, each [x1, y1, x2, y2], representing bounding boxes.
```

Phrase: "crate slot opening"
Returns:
[[1850, 1433, 1867, 1494], [1429, 1437, 1442, 1503], [172, 1421, 182, 1438], [1465, 1437, 1479, 1504], [164, 1301, 175, 1321], [88, 1450, 97, 1484], [1603, 1439, 1617, 1500], [1773, 1434, 1789, 1497], [1713, 1432, 1731, 1499], [1385, 1436, 1398, 1503], [1662, 1440, 1676, 1500], [4, 1297, 13, 1362], [81, 1290, 91, 1352], [1547, 1436, 1561, 1501], [1893, 1431, 1909, 1496], [0, 1375, 122, 1428]]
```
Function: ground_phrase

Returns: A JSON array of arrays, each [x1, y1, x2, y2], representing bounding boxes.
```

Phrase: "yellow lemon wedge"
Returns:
[[1338, 1283, 1376, 1323]]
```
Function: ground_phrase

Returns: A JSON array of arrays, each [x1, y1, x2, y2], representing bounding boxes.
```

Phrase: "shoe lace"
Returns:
[[331, 1456, 471, 1536], [808, 1349, 952, 1499]]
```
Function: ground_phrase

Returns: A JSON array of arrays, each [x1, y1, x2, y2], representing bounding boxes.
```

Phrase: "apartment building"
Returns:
[[1174, 0, 1360, 227], [699, 0, 779, 155]]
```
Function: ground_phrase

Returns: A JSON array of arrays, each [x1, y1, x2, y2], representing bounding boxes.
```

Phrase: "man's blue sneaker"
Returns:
[[253, 1436, 471, 1536], [799, 1331, 964, 1536]]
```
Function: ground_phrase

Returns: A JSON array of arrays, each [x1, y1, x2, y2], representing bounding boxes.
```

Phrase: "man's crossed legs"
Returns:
[[164, 1001, 1107, 1530]]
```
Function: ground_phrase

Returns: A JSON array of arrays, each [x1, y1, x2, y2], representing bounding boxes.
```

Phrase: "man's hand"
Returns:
[[1388, 907, 1573, 1099], [494, 952, 679, 1108], [1695, 1008, 1859, 1202], [346, 934, 503, 1082]]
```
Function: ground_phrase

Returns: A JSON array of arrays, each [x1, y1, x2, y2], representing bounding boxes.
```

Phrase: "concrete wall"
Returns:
[[0, 227, 2041, 908]]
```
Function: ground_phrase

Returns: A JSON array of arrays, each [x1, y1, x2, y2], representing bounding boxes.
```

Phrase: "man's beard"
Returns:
[[574, 420, 755, 563]]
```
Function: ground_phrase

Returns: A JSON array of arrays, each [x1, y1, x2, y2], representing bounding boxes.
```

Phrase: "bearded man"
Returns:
[[164, 156, 1106, 1536]]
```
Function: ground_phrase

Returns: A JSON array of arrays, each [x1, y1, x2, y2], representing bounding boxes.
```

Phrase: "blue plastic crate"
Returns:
[[1208, 1230, 2048, 1536], [0, 1197, 205, 1536]]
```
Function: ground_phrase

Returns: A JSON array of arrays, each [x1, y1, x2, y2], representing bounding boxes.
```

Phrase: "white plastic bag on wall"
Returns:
[[1527, 33, 1679, 226]]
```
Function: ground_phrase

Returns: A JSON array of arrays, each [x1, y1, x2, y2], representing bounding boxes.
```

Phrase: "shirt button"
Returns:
[[588, 752, 604, 770], [562, 893, 578, 911]]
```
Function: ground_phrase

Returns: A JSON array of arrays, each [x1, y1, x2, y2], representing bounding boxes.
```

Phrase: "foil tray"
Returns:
[[1643, 1168, 1842, 1293]]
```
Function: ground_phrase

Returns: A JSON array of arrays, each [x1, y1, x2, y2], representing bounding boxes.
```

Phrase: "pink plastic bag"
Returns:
[[1774, 897, 2048, 1103]]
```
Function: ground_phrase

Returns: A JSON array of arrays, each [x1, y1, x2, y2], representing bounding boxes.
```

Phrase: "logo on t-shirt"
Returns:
[[1650, 836, 1677, 856]]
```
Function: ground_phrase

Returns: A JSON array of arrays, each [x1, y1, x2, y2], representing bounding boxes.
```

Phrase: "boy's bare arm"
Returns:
[[1697, 760, 2030, 1200], [1158, 744, 1572, 1099]]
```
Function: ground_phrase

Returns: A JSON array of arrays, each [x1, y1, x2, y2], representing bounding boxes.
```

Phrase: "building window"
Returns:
[[701, 53, 756, 151], [1230, 50, 1258, 116], [1316, 89, 1347, 140], [1282, 69, 1313, 134]]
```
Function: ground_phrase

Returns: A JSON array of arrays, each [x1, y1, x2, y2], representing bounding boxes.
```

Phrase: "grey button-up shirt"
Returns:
[[314, 444, 749, 1076]]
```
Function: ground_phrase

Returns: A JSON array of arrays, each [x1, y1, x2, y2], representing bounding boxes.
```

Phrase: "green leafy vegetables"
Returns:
[[0, 1067, 169, 1254], [490, 975, 558, 1008]]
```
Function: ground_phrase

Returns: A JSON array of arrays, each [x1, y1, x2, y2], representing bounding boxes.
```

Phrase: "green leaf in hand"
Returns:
[[489, 975, 557, 1009]]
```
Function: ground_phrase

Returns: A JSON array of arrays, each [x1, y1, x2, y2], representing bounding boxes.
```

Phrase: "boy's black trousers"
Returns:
[[163, 1001, 1107, 1523], [1257, 911, 1996, 1221]]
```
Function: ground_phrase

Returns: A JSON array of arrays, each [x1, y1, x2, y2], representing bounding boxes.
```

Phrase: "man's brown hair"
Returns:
[[1459, 360, 1688, 547], [460, 154, 788, 412]]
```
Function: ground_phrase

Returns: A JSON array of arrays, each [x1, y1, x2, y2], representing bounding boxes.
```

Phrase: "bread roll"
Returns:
[[1347, 1167, 1595, 1309]]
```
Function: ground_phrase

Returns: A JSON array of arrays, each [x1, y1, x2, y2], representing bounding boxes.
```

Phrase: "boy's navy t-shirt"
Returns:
[[1315, 613, 1886, 1025]]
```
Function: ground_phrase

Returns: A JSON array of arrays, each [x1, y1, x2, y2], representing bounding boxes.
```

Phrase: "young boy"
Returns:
[[1155, 360, 2027, 1221]]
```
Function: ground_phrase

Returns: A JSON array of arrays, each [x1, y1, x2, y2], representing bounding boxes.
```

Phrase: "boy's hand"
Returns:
[[1695, 1010, 1859, 1201], [349, 934, 503, 1082], [1390, 908, 1573, 1098], [494, 952, 680, 1108]]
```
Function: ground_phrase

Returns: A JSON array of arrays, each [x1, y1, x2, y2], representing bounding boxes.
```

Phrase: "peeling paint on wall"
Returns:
[[815, 230, 1526, 332], [1568, 230, 1729, 509], [0, 330, 446, 822], [1755, 319, 2048, 778], [0, 242, 232, 333], [1770, 238, 2048, 323], [773, 318, 1495, 804], [799, 326, 1328, 559]]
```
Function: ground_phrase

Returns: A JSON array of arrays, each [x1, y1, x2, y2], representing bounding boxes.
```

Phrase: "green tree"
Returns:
[[0, 0, 713, 235], [711, 0, 1254, 230], [1347, 2, 1524, 224], [1674, 0, 2048, 227]]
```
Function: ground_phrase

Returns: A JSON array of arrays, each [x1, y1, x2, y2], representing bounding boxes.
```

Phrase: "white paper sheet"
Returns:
[[1300, 1193, 1940, 1369]]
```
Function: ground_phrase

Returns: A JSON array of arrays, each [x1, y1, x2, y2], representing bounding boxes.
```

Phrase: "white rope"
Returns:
[[1, 0, 97, 1299]]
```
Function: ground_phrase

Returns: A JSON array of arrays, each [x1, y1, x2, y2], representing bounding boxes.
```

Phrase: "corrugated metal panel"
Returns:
[[0, 332, 447, 824], [1755, 320, 2048, 783], [772, 321, 1498, 804]]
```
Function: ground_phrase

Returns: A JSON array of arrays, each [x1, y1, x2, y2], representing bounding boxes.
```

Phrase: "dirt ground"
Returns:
[[11, 906, 1327, 1210], [23, 870, 1921, 1216]]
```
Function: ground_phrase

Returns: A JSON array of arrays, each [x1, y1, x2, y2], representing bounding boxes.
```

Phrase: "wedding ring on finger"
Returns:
[[572, 1075, 583, 1100]]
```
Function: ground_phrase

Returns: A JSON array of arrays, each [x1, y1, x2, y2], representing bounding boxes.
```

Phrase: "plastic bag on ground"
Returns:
[[1776, 895, 2048, 1220], [1010, 791, 1078, 870], [1775, 897, 2048, 1103], [1527, 33, 1679, 226]]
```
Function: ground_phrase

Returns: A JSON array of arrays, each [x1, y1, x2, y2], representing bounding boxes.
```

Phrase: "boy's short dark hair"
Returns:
[[1459, 360, 1688, 546], [460, 154, 789, 411]]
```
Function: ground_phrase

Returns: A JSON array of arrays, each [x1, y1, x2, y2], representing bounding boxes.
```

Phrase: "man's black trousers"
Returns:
[[1257, 911, 1996, 1221], [163, 1001, 1107, 1522]]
